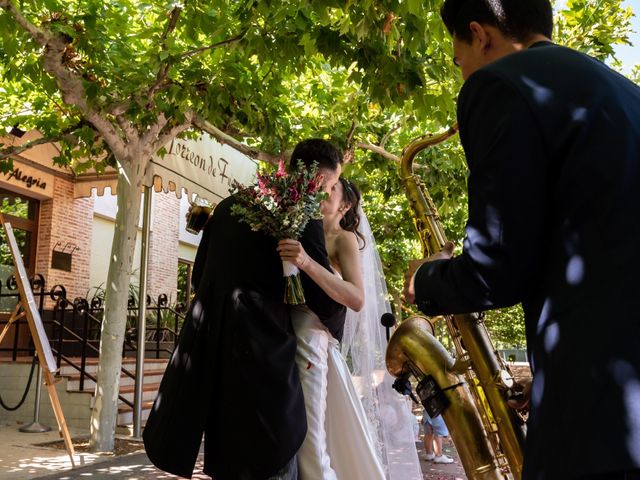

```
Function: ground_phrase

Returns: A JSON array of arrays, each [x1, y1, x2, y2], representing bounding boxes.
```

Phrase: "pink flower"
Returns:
[[289, 186, 300, 202], [276, 159, 287, 178], [257, 175, 270, 195]]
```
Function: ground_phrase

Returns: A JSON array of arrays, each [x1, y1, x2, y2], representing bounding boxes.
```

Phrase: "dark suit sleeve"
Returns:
[[299, 219, 345, 323], [415, 70, 549, 315]]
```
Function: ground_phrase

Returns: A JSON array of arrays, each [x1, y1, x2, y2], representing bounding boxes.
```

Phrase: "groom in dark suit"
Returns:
[[144, 139, 345, 479], [404, 1, 640, 479]]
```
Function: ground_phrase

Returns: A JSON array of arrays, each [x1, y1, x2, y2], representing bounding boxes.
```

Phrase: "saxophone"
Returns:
[[385, 126, 526, 480]]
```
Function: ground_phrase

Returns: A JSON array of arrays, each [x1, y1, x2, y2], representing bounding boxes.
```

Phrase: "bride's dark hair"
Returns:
[[339, 178, 366, 250]]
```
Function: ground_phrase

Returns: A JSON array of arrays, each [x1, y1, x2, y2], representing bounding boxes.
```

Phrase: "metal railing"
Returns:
[[0, 275, 186, 408]]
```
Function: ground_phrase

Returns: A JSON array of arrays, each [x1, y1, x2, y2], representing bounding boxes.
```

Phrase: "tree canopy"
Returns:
[[0, 0, 463, 168]]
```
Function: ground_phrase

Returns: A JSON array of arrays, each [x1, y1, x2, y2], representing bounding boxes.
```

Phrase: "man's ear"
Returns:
[[469, 21, 491, 54]]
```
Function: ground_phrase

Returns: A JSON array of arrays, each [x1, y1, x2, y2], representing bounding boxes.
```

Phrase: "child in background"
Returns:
[[422, 410, 454, 464]]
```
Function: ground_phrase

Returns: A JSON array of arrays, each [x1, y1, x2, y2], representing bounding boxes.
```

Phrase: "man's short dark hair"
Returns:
[[441, 0, 553, 43], [289, 139, 343, 172]]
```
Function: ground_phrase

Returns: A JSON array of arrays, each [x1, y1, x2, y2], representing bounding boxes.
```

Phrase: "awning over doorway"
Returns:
[[143, 134, 258, 204], [73, 133, 258, 203], [2, 130, 258, 204]]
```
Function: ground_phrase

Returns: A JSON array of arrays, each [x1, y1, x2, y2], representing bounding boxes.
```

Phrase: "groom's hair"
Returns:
[[441, 0, 553, 43], [289, 139, 343, 172]]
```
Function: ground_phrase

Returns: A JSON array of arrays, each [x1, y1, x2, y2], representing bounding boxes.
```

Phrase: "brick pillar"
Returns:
[[146, 190, 180, 305]]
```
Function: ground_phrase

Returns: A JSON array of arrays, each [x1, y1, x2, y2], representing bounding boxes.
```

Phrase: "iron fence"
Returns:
[[0, 274, 186, 407]]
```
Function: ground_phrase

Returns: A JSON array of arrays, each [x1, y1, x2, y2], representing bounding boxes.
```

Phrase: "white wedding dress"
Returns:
[[293, 208, 422, 480], [292, 305, 386, 480]]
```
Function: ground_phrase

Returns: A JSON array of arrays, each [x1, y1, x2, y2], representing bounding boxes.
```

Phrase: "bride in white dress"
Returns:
[[278, 178, 422, 480]]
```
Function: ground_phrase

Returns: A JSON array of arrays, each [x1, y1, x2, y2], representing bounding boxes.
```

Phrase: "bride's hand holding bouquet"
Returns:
[[277, 239, 311, 271]]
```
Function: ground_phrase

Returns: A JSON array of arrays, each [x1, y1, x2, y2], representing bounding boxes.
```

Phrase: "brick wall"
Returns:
[[28, 180, 179, 306], [146, 190, 179, 304], [35, 176, 94, 304]]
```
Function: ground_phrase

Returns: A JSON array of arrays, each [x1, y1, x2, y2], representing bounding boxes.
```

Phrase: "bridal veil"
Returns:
[[340, 207, 423, 480]]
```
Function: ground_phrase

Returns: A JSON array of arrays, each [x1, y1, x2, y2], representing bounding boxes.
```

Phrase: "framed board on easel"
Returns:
[[0, 214, 76, 466]]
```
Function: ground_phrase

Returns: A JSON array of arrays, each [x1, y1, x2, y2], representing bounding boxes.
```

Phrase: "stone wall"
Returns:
[[0, 363, 92, 431]]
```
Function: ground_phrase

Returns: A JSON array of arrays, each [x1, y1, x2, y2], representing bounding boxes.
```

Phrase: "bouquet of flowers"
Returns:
[[230, 159, 327, 304]]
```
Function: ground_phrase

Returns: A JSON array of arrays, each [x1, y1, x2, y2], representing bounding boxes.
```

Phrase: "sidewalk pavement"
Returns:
[[32, 443, 467, 480], [29, 451, 212, 480], [0, 422, 142, 480], [1, 420, 467, 479], [417, 438, 467, 480]]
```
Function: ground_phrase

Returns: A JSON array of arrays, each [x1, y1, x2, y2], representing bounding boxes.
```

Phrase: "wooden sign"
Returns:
[[1, 221, 56, 372], [0, 215, 75, 466], [0, 160, 54, 200]]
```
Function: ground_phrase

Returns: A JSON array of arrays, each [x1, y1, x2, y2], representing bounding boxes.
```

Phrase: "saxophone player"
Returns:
[[404, 1, 640, 479]]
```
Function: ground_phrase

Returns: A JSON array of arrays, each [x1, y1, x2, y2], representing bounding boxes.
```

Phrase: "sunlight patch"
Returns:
[[536, 298, 553, 334], [571, 106, 588, 122], [565, 255, 584, 285], [608, 359, 640, 462], [520, 76, 554, 105], [543, 322, 560, 353], [624, 380, 640, 462], [531, 370, 545, 409]]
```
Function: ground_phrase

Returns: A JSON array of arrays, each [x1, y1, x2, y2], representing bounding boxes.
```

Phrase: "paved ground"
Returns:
[[418, 438, 466, 480], [30, 445, 466, 480], [30, 446, 466, 480], [29, 452, 209, 480], [0, 420, 467, 480], [0, 423, 113, 480]]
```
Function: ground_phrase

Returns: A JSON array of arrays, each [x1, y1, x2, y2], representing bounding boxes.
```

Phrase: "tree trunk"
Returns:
[[89, 160, 143, 452]]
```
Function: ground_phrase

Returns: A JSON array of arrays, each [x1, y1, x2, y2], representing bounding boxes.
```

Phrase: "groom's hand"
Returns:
[[507, 377, 532, 411], [403, 241, 454, 304], [403, 259, 426, 305]]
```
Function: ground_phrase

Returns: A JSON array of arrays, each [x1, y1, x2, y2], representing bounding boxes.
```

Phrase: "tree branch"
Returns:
[[1, 0, 128, 160], [0, 130, 79, 161], [356, 141, 400, 162], [148, 6, 183, 103], [380, 122, 402, 149], [108, 100, 130, 117], [261, 62, 274, 83], [191, 114, 281, 164], [42, 45, 127, 158], [115, 115, 139, 144], [140, 112, 168, 147], [346, 120, 357, 148], [159, 6, 182, 44], [150, 113, 191, 154], [180, 29, 248, 60]]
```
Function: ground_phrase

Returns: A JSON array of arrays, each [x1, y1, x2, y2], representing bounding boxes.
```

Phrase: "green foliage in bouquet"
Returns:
[[230, 160, 328, 304]]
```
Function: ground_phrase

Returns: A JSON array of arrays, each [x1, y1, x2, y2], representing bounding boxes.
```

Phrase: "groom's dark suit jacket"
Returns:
[[414, 42, 640, 479], [143, 194, 345, 479]]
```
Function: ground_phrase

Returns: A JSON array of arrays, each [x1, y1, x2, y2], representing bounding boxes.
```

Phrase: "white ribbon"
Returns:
[[282, 260, 300, 277]]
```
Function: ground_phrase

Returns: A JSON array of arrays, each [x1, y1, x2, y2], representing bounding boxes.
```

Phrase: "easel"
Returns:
[[0, 215, 76, 466]]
